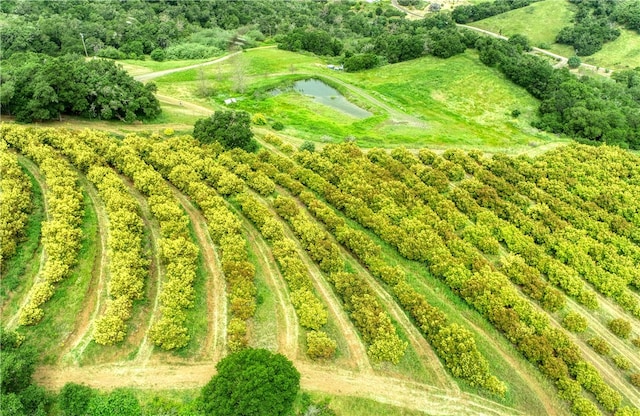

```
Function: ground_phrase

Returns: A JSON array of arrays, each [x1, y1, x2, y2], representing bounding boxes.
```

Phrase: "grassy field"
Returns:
[[115, 57, 214, 76], [581, 29, 640, 71], [469, 0, 574, 50], [153, 48, 561, 151]]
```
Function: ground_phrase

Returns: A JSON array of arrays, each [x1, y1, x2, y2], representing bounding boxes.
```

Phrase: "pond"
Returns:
[[273, 79, 372, 119]]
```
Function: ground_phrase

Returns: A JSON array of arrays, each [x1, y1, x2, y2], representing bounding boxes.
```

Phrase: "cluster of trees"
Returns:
[[0, 328, 50, 415], [475, 37, 640, 149], [2, 125, 84, 326], [556, 0, 621, 56], [1, 54, 161, 122], [288, 143, 633, 415], [144, 136, 256, 352], [0, 141, 32, 267], [39, 128, 149, 345], [237, 193, 336, 359], [452, 0, 540, 24], [277, 13, 471, 69], [77, 130, 200, 350]]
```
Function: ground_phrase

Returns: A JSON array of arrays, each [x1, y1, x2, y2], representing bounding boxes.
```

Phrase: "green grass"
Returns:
[[21, 188, 99, 364], [581, 29, 640, 71], [116, 57, 214, 75], [153, 48, 560, 151], [0, 160, 44, 303], [173, 208, 209, 359], [469, 0, 574, 49], [303, 392, 428, 416], [246, 239, 279, 352]]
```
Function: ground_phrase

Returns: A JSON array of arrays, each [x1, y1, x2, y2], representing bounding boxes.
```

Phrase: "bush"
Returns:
[[306, 330, 337, 359], [588, 337, 610, 355], [272, 121, 285, 131], [299, 141, 315, 153], [568, 56, 581, 69], [612, 355, 630, 370], [511, 109, 521, 118], [562, 312, 588, 333], [631, 374, 640, 388], [632, 338, 640, 348], [344, 53, 379, 72], [608, 318, 631, 339], [150, 48, 166, 62], [251, 113, 267, 125], [59, 383, 95, 416], [97, 46, 125, 60], [86, 389, 141, 416], [200, 349, 300, 416]]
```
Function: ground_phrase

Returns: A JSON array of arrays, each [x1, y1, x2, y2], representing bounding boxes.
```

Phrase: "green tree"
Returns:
[[200, 349, 300, 416], [193, 111, 257, 152], [568, 56, 581, 69], [58, 383, 95, 416]]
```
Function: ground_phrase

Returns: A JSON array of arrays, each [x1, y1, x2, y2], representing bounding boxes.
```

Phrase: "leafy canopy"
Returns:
[[193, 111, 258, 152], [200, 348, 300, 416]]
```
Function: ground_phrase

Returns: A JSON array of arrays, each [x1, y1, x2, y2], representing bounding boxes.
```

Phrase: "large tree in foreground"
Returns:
[[200, 348, 300, 416], [193, 110, 257, 152]]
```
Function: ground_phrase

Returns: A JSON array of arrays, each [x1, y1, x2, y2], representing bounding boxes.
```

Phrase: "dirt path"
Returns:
[[61, 177, 109, 363], [567, 297, 640, 372], [253, 193, 373, 374], [34, 362, 521, 416], [5, 157, 50, 329], [134, 53, 241, 82], [411, 278, 561, 416], [173, 191, 227, 362], [239, 210, 299, 359], [128, 180, 163, 365]]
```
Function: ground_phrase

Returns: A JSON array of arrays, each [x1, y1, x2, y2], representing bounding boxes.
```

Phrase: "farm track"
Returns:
[[4, 156, 49, 329], [239, 210, 299, 358], [34, 362, 522, 416], [281, 185, 456, 389], [61, 176, 109, 363], [252, 193, 373, 374], [128, 178, 163, 365], [173, 191, 227, 362], [567, 296, 640, 373]]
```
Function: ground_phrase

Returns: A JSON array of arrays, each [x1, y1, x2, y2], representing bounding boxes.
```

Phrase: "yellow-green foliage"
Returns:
[[2, 125, 83, 326], [306, 330, 337, 359], [0, 142, 32, 266], [76, 131, 199, 350]]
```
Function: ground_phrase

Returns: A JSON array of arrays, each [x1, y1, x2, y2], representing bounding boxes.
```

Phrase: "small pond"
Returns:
[[272, 79, 372, 119]]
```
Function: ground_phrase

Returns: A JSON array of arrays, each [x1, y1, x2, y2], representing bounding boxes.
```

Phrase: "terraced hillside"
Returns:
[[1, 124, 639, 415]]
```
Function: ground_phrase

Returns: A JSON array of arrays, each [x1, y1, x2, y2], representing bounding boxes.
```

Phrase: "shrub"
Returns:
[[150, 48, 165, 62], [306, 330, 337, 359], [631, 374, 640, 388], [59, 383, 95, 416], [511, 109, 521, 118], [562, 312, 588, 333], [587, 337, 610, 355], [272, 121, 285, 131], [251, 113, 267, 125], [299, 141, 315, 153], [608, 318, 631, 339], [612, 355, 630, 371], [163, 128, 174, 136], [568, 56, 581, 69], [632, 338, 640, 348]]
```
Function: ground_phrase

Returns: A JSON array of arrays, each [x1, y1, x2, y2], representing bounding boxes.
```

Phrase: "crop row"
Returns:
[[2, 125, 83, 326], [0, 141, 32, 267], [141, 136, 256, 352], [78, 131, 199, 350], [39, 130, 148, 345]]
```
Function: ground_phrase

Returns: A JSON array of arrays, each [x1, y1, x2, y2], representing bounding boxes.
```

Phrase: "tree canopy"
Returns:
[[193, 111, 257, 152], [200, 348, 300, 416]]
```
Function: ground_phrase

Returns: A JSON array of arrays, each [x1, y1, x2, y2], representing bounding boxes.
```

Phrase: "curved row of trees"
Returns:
[[0, 142, 32, 267], [2, 125, 83, 326], [38, 129, 149, 345]]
